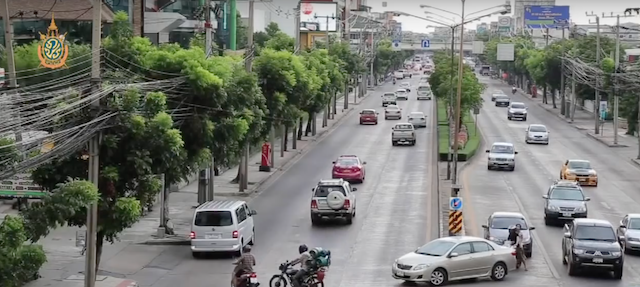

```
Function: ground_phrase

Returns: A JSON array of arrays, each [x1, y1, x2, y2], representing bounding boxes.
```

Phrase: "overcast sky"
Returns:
[[366, 0, 640, 33]]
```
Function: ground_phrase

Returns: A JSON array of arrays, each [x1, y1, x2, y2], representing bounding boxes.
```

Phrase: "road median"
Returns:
[[436, 101, 480, 162]]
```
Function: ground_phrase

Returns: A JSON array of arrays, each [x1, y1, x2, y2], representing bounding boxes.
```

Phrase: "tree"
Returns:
[[0, 215, 47, 286], [264, 31, 295, 53], [254, 22, 281, 48]]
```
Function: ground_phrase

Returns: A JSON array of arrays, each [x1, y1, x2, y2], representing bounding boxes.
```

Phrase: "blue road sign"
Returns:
[[524, 5, 570, 29], [392, 25, 402, 41], [421, 39, 430, 48], [450, 197, 463, 211], [392, 40, 401, 50]]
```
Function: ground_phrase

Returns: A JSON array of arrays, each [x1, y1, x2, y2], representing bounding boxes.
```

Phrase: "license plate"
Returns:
[[579, 178, 586, 182], [249, 277, 258, 283], [396, 271, 405, 276], [593, 258, 603, 263], [205, 233, 221, 239], [562, 212, 572, 217]]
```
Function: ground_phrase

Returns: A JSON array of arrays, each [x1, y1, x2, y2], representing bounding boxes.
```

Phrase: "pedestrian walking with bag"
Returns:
[[514, 224, 528, 271]]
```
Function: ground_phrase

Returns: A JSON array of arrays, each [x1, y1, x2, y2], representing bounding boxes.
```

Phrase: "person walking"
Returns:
[[514, 224, 528, 271]]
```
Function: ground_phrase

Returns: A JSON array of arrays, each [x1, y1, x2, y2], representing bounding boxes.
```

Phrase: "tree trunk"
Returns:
[[283, 126, 289, 151], [162, 185, 174, 234], [231, 166, 240, 183], [305, 114, 313, 136], [551, 89, 557, 109], [95, 231, 105, 275], [297, 117, 304, 140]]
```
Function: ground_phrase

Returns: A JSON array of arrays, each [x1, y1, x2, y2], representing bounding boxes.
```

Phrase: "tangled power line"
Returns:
[[562, 53, 640, 93]]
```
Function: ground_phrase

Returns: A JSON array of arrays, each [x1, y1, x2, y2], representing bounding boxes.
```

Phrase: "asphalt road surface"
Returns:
[[461, 78, 640, 287], [132, 76, 442, 287]]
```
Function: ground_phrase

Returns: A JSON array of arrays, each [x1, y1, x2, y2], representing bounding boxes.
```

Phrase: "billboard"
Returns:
[[300, 2, 339, 32], [490, 21, 498, 31], [392, 23, 402, 41], [524, 5, 570, 29]]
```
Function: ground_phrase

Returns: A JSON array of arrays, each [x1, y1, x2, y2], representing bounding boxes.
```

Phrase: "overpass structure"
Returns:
[[399, 41, 474, 51]]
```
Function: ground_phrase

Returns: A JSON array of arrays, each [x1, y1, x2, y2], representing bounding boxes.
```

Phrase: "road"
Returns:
[[462, 78, 640, 287], [119, 76, 441, 287]]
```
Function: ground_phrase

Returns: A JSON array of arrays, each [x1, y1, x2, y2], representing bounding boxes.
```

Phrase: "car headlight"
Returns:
[[589, 170, 597, 175], [573, 248, 585, 255], [547, 205, 560, 211], [522, 110, 527, 114], [412, 264, 429, 270], [574, 206, 586, 212], [627, 237, 640, 242], [508, 159, 515, 162], [611, 251, 622, 257]]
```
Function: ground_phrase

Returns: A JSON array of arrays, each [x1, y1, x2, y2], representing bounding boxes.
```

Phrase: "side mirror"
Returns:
[[563, 232, 571, 238], [448, 252, 459, 258], [542, 195, 548, 199], [529, 226, 535, 230], [485, 150, 490, 153], [332, 161, 336, 164], [250, 210, 257, 215], [352, 187, 358, 191], [584, 197, 591, 201], [311, 188, 315, 191], [514, 151, 519, 154], [362, 161, 367, 164], [481, 224, 488, 229]]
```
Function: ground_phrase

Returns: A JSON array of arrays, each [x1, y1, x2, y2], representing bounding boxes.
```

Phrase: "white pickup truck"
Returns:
[[391, 123, 416, 146]]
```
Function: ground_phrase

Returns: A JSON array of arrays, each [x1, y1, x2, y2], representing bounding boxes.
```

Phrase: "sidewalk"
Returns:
[[15, 90, 373, 287]]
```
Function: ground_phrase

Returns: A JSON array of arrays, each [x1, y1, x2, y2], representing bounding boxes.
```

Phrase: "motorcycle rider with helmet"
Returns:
[[231, 245, 256, 287], [512, 86, 517, 94], [289, 244, 314, 287]]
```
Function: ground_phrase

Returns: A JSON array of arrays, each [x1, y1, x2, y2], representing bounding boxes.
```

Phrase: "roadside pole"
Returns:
[[0, 0, 21, 155], [586, 12, 601, 134]]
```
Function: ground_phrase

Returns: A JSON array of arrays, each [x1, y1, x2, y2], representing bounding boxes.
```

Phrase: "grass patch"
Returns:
[[436, 101, 480, 162]]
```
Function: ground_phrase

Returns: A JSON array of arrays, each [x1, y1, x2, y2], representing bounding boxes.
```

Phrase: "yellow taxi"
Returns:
[[560, 159, 598, 186]]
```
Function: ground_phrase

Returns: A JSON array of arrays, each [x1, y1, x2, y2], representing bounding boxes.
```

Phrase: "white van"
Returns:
[[394, 70, 405, 79], [190, 200, 256, 257]]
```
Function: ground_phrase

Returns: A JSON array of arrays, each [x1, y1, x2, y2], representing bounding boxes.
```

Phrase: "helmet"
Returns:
[[243, 245, 252, 252], [298, 244, 308, 254]]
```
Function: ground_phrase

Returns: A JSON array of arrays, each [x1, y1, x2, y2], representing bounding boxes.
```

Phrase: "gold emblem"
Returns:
[[38, 14, 68, 69]]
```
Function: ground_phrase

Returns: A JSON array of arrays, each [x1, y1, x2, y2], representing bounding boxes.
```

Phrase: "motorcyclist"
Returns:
[[232, 246, 256, 287], [289, 244, 314, 287], [512, 86, 517, 94], [392, 78, 396, 84]]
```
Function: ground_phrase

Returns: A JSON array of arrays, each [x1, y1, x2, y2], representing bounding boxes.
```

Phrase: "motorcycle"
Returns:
[[512, 88, 517, 95], [269, 261, 325, 287], [232, 272, 260, 287]]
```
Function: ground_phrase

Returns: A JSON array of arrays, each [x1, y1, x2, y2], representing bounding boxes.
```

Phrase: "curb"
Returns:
[[140, 237, 190, 245], [630, 158, 640, 168], [585, 133, 629, 148]]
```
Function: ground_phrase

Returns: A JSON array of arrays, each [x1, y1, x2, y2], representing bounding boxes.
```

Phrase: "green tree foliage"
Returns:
[[0, 215, 47, 286], [429, 51, 484, 125]]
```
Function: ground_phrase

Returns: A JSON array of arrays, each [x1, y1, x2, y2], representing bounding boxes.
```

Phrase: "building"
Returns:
[[575, 22, 640, 47]]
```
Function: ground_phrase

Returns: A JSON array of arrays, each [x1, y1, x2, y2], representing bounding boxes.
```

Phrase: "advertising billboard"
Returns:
[[300, 2, 339, 32], [524, 5, 570, 29]]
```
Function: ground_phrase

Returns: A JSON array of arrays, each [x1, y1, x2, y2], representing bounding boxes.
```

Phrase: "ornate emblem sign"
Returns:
[[38, 14, 69, 69]]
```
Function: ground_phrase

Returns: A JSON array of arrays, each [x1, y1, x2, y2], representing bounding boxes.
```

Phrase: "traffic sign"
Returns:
[[421, 39, 430, 49], [392, 40, 401, 51], [450, 197, 463, 211]]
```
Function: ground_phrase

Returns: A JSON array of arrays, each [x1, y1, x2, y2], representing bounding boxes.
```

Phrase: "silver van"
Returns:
[[190, 200, 257, 257]]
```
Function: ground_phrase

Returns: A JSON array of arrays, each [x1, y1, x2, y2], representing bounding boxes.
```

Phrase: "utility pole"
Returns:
[[314, 13, 335, 128], [543, 27, 549, 104], [204, 0, 212, 57], [560, 27, 566, 116], [1, 0, 21, 154], [451, 0, 466, 192], [229, 0, 237, 50], [238, 0, 255, 192], [369, 23, 375, 89], [343, 8, 350, 110], [85, 1, 102, 286], [292, 2, 300, 150], [446, 24, 456, 180], [587, 12, 601, 134], [204, 0, 216, 201]]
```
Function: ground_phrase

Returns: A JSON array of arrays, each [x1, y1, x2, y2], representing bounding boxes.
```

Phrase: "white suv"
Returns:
[[310, 179, 357, 225]]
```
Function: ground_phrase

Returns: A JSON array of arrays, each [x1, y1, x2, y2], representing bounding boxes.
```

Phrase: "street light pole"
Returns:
[[446, 25, 455, 180], [451, 0, 466, 195], [586, 12, 601, 134]]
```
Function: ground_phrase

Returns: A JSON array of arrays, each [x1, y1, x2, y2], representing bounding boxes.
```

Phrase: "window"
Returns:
[[550, 188, 584, 201], [314, 186, 346, 197], [575, 225, 617, 241], [568, 161, 591, 169], [236, 207, 248, 223], [490, 217, 528, 229], [472, 242, 494, 253], [395, 124, 413, 130], [243, 204, 253, 217], [511, 103, 525, 109], [194, 211, 233, 226], [451, 243, 472, 255], [529, 125, 547, 132], [628, 218, 640, 230], [336, 158, 359, 166], [418, 86, 430, 91], [415, 240, 456, 256], [361, 110, 375, 115], [490, 145, 514, 154]]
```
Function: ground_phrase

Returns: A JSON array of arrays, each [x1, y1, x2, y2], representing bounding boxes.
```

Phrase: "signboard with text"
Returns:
[[524, 5, 570, 29]]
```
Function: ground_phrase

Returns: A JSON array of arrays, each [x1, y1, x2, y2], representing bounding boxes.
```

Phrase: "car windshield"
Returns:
[[395, 124, 413, 130], [491, 216, 528, 229], [387, 106, 399, 110], [550, 187, 584, 200], [568, 161, 591, 169], [415, 240, 456, 256], [361, 110, 375, 115], [397, 90, 406, 93], [575, 225, 617, 241], [336, 158, 358, 166], [194, 211, 233, 226], [494, 90, 504, 94], [511, 103, 525, 109], [418, 86, 430, 91], [491, 145, 514, 154], [628, 218, 640, 230], [314, 186, 346, 197], [496, 95, 509, 99], [529, 125, 547, 132], [410, 113, 424, 118]]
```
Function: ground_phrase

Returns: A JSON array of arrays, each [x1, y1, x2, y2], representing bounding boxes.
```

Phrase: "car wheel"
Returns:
[[374, 121, 378, 125], [544, 142, 549, 145], [568, 262, 578, 276], [249, 230, 255, 245], [345, 213, 353, 225], [311, 214, 322, 226], [525, 251, 532, 258], [385, 117, 388, 120], [544, 217, 551, 226], [613, 265, 623, 279], [509, 166, 515, 171], [392, 141, 397, 146], [359, 121, 363, 125], [523, 117, 527, 121], [490, 262, 507, 281], [487, 165, 492, 170], [192, 252, 201, 258], [525, 140, 530, 144], [429, 268, 448, 286], [235, 240, 244, 257], [508, 117, 511, 120]]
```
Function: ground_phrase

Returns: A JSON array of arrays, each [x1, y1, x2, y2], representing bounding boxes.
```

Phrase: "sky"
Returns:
[[366, 0, 640, 33]]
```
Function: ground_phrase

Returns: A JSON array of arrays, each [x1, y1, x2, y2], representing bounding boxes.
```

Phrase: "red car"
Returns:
[[359, 109, 378, 125], [332, 155, 366, 183]]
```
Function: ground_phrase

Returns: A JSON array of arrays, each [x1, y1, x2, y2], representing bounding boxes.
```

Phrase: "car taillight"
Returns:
[[352, 167, 360, 172], [250, 273, 257, 278], [232, 230, 239, 238], [343, 199, 350, 209], [190, 231, 196, 239], [311, 199, 318, 209]]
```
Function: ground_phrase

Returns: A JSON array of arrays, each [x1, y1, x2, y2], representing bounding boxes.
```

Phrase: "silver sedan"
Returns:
[[392, 236, 517, 286]]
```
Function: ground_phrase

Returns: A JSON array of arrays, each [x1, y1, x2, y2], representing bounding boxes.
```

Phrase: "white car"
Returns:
[[486, 142, 518, 171], [394, 71, 405, 79], [525, 124, 549, 144], [400, 82, 411, 92], [396, 89, 408, 100], [417, 85, 432, 100], [392, 236, 516, 286], [385, 105, 402, 120], [408, 112, 427, 128]]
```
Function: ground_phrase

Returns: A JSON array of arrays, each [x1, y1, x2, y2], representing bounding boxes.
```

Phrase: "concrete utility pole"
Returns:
[[451, 0, 466, 192], [445, 24, 457, 181], [560, 27, 567, 117], [204, 0, 212, 57], [314, 13, 335, 128], [239, 0, 255, 192], [1, 0, 22, 154], [85, 1, 102, 286], [586, 12, 601, 134], [369, 24, 375, 89], [343, 7, 350, 110], [292, 2, 300, 150]]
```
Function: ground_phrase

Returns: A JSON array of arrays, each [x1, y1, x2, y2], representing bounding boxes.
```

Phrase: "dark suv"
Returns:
[[543, 180, 590, 225], [562, 218, 624, 279]]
